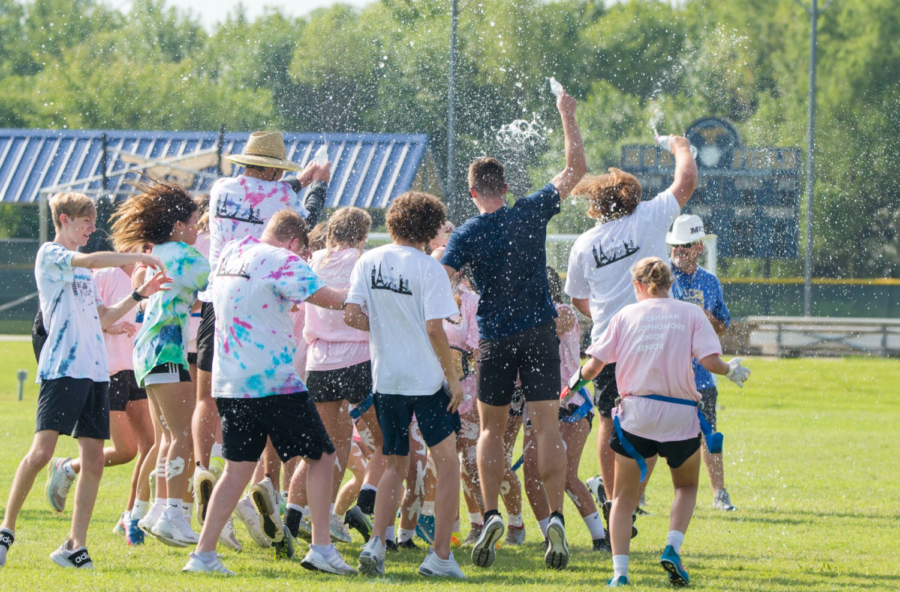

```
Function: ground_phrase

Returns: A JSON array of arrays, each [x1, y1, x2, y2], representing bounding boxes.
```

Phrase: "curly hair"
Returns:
[[572, 168, 643, 221], [631, 257, 673, 296], [110, 181, 197, 251], [194, 193, 211, 233], [386, 191, 447, 245]]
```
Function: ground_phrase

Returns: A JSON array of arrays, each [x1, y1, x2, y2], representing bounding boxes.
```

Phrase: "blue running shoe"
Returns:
[[126, 519, 145, 546], [416, 514, 435, 545], [660, 545, 689, 586], [607, 575, 630, 586]]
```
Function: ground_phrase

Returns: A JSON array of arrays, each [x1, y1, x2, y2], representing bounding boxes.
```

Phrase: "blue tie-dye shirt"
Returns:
[[133, 241, 210, 387], [210, 236, 325, 398], [35, 242, 109, 382]]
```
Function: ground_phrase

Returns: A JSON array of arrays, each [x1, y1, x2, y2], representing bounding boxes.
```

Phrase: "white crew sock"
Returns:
[[398, 528, 416, 543], [210, 442, 223, 459], [468, 512, 483, 526], [666, 530, 685, 555], [62, 460, 77, 478], [613, 554, 629, 579], [183, 502, 193, 520], [330, 503, 335, 514], [121, 508, 131, 522], [508, 513, 523, 528], [583, 511, 606, 539], [422, 501, 434, 516], [453, 518, 460, 533], [311, 543, 336, 558], [538, 517, 550, 538], [132, 499, 151, 521], [165, 498, 183, 519], [386, 525, 395, 542]]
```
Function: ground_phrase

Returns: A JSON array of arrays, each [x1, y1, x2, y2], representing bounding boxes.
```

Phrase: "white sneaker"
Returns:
[[471, 513, 504, 568], [586, 475, 607, 506], [713, 489, 736, 511], [194, 466, 217, 525], [418, 548, 465, 578], [329, 513, 352, 543], [545, 515, 569, 570], [301, 545, 358, 575], [183, 552, 235, 576], [234, 497, 271, 548], [358, 535, 386, 576], [45, 457, 75, 513], [138, 502, 165, 535], [49, 541, 93, 569], [152, 511, 199, 547], [218, 516, 242, 552], [249, 477, 284, 543]]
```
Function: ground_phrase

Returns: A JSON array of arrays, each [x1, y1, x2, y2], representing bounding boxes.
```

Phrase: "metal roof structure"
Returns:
[[0, 128, 442, 208]]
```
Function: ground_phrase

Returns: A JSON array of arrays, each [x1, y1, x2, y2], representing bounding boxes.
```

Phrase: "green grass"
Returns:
[[0, 341, 897, 591]]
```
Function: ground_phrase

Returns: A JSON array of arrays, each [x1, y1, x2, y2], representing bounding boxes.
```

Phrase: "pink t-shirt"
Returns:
[[556, 303, 586, 407], [188, 232, 209, 354], [444, 287, 480, 415], [291, 305, 309, 381], [93, 267, 140, 376], [586, 297, 722, 442], [304, 248, 370, 371]]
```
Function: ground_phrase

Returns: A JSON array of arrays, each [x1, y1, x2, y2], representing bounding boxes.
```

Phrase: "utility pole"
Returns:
[[795, 0, 835, 317], [447, 0, 459, 221]]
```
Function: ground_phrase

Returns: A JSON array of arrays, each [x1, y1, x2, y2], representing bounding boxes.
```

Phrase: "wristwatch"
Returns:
[[131, 290, 146, 302]]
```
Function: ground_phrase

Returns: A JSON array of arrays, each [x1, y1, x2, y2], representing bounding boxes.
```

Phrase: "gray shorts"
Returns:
[[699, 386, 719, 432]]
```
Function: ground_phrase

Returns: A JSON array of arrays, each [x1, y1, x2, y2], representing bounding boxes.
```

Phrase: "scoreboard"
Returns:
[[621, 117, 801, 259]]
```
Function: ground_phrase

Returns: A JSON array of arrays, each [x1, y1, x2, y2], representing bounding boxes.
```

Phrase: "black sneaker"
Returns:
[[0, 528, 14, 568], [345, 506, 372, 542], [49, 541, 93, 569], [592, 537, 612, 553], [602, 500, 638, 539], [398, 538, 419, 550], [385, 539, 399, 552], [274, 525, 294, 560]]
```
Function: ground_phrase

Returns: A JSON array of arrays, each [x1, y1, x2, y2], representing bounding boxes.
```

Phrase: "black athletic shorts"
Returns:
[[593, 362, 619, 418], [108, 370, 147, 412], [36, 378, 110, 440], [306, 361, 372, 405], [609, 427, 701, 470], [187, 352, 198, 366], [477, 321, 561, 407], [216, 392, 336, 463], [374, 388, 461, 456], [699, 386, 718, 432], [144, 362, 191, 386], [197, 301, 215, 373]]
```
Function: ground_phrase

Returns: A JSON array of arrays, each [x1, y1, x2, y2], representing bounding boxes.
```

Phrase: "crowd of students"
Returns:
[[0, 86, 751, 587]]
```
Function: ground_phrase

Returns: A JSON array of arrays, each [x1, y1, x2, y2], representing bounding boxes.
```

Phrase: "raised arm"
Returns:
[[550, 91, 588, 201], [666, 135, 698, 208], [72, 251, 162, 271]]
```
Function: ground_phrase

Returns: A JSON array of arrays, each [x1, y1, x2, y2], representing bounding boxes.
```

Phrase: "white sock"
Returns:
[[583, 511, 606, 539], [62, 460, 76, 478], [386, 525, 395, 542], [330, 503, 335, 514], [422, 501, 434, 516], [468, 512, 483, 526], [508, 513, 523, 528], [183, 502, 193, 519], [398, 528, 416, 543], [165, 498, 183, 519], [453, 519, 460, 533], [311, 543, 336, 558], [132, 499, 151, 521], [122, 508, 131, 522], [613, 554, 629, 579], [154, 497, 165, 508], [538, 517, 550, 538], [210, 442, 223, 458], [666, 530, 685, 555]]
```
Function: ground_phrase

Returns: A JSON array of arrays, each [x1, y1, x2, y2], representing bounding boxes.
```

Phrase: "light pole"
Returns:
[[794, 0, 835, 317], [447, 0, 460, 221]]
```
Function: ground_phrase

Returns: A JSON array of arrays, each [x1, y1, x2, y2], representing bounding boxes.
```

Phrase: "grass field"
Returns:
[[0, 341, 897, 591]]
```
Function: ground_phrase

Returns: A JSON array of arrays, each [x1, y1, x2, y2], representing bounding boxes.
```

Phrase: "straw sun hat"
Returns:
[[225, 131, 303, 171]]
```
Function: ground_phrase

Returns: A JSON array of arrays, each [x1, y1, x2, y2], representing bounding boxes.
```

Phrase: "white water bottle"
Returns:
[[314, 145, 329, 166], [656, 134, 697, 159], [549, 77, 564, 98]]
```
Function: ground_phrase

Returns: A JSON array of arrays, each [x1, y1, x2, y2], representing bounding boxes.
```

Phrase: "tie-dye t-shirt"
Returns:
[[210, 236, 325, 398], [199, 175, 309, 302], [133, 241, 210, 386], [35, 242, 108, 382]]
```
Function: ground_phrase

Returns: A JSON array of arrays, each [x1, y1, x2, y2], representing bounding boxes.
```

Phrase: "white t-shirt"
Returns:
[[346, 244, 458, 396], [93, 266, 138, 376], [199, 175, 308, 302], [35, 243, 108, 382], [210, 236, 325, 398], [565, 191, 681, 342]]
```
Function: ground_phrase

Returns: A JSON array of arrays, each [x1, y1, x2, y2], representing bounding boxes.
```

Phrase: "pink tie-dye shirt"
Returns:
[[586, 297, 722, 442]]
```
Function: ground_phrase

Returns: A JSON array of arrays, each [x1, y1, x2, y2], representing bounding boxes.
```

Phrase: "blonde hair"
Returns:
[[572, 168, 643, 222], [49, 192, 96, 229], [631, 257, 673, 296], [194, 193, 211, 233], [308, 221, 329, 252], [264, 209, 309, 248]]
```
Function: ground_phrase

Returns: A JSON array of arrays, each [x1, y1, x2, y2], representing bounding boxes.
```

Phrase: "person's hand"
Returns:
[[446, 380, 464, 413], [557, 90, 577, 119], [297, 160, 318, 187], [139, 254, 164, 270], [431, 246, 445, 261], [311, 161, 331, 184], [725, 358, 750, 388], [137, 269, 173, 298], [106, 321, 137, 337], [667, 135, 691, 154]]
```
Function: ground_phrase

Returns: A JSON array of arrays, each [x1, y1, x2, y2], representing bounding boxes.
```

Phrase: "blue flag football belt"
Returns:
[[614, 394, 723, 483], [349, 392, 374, 420], [512, 388, 593, 471]]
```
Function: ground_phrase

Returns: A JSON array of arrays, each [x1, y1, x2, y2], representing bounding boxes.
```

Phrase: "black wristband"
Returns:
[[131, 290, 146, 302]]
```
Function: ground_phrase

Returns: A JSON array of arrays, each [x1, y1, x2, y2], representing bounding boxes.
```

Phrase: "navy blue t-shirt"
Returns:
[[441, 183, 560, 341]]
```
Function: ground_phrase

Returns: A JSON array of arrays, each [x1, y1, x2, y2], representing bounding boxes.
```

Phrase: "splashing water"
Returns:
[[494, 117, 547, 153]]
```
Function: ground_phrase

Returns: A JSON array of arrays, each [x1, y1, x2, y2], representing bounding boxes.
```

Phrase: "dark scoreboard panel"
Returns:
[[621, 118, 802, 259]]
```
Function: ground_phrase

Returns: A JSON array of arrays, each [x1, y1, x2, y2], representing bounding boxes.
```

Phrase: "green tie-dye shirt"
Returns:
[[133, 241, 210, 387]]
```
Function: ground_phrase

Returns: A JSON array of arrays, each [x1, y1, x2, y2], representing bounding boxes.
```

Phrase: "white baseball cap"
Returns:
[[666, 214, 716, 246]]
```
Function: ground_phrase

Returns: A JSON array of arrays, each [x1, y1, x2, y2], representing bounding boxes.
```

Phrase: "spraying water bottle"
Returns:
[[549, 77, 564, 98], [655, 131, 697, 159], [314, 145, 329, 166]]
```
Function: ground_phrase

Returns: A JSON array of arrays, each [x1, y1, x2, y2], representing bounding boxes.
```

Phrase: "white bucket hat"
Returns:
[[666, 214, 716, 246]]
